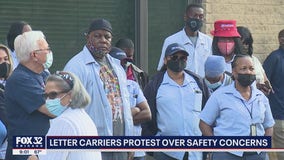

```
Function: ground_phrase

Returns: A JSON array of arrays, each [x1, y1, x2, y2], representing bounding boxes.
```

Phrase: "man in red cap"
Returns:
[[157, 4, 212, 78], [211, 20, 244, 73]]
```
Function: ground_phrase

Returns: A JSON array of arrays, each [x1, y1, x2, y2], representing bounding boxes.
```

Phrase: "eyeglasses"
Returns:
[[44, 91, 65, 99], [170, 55, 187, 61], [55, 71, 74, 89], [34, 48, 52, 54]]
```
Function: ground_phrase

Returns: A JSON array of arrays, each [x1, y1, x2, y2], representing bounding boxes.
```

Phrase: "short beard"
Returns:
[[87, 43, 107, 59], [92, 49, 106, 59]]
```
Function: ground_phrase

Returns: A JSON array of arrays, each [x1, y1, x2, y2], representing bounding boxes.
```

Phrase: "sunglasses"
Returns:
[[170, 55, 187, 61], [55, 71, 74, 89], [44, 91, 65, 99]]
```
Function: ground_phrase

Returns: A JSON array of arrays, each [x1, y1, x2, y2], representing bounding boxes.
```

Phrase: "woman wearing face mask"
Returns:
[[211, 20, 244, 73], [0, 44, 13, 160], [29, 71, 102, 160], [142, 43, 210, 160], [237, 26, 273, 96], [199, 54, 275, 160], [0, 45, 13, 88]]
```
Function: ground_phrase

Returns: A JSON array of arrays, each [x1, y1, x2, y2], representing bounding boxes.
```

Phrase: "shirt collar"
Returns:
[[224, 82, 263, 102], [162, 71, 191, 86], [81, 46, 114, 66], [82, 46, 97, 65], [182, 28, 206, 46]]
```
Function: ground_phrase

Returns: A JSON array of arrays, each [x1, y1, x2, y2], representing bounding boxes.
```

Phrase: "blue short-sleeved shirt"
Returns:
[[127, 80, 146, 157], [4, 64, 50, 159], [127, 80, 146, 109], [200, 83, 275, 156], [156, 71, 203, 160]]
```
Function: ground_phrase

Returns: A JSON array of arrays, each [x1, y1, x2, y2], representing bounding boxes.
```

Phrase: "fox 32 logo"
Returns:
[[13, 136, 45, 149]]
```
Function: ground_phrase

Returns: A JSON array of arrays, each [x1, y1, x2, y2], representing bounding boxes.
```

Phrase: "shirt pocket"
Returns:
[[193, 90, 202, 112], [253, 100, 266, 123]]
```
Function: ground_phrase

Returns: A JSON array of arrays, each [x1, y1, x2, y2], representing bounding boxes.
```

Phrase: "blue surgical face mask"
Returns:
[[205, 79, 222, 91], [43, 52, 53, 69], [46, 94, 67, 116]]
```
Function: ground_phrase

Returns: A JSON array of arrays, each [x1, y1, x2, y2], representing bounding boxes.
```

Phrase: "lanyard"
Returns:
[[241, 100, 253, 119]]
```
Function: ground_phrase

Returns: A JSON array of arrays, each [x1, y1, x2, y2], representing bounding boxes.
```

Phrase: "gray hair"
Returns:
[[46, 71, 91, 108], [14, 31, 45, 63]]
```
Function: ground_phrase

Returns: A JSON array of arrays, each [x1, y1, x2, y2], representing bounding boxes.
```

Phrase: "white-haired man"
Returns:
[[5, 31, 54, 160]]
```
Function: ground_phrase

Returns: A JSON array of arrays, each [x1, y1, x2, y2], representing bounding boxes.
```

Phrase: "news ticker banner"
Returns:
[[13, 136, 271, 155]]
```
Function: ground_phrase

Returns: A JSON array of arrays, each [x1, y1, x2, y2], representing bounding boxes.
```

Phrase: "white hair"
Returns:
[[14, 31, 45, 62]]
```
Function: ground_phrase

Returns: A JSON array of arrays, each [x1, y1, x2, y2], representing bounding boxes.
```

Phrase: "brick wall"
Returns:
[[202, 0, 284, 62]]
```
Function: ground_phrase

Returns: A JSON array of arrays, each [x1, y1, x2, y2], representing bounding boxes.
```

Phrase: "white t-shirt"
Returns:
[[38, 108, 102, 160]]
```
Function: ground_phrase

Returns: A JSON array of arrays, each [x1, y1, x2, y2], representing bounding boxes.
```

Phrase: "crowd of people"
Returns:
[[0, 3, 283, 160]]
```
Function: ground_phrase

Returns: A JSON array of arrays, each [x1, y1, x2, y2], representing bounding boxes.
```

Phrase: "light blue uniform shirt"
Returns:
[[64, 46, 133, 136], [0, 120, 6, 144], [156, 71, 202, 160], [127, 80, 146, 157], [127, 80, 146, 134], [200, 83, 275, 156]]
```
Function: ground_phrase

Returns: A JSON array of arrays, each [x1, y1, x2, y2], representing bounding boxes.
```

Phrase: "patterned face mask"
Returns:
[[186, 18, 203, 32]]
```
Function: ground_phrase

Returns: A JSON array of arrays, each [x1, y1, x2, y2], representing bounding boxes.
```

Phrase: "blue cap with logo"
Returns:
[[165, 43, 189, 57]]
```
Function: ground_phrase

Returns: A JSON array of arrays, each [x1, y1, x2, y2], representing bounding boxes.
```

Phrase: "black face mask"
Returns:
[[186, 18, 203, 32], [237, 73, 256, 87], [0, 62, 11, 79], [167, 59, 186, 72]]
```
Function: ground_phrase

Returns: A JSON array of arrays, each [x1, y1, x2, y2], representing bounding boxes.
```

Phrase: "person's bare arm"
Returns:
[[37, 104, 56, 118], [199, 120, 214, 136], [264, 127, 273, 136], [131, 101, 151, 125], [27, 155, 38, 160]]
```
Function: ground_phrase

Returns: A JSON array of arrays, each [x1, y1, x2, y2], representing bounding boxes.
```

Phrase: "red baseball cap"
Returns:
[[210, 20, 241, 37]]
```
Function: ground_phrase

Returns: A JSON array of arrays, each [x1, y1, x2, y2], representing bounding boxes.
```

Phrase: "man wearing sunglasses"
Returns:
[[142, 43, 210, 160], [4, 31, 55, 160]]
